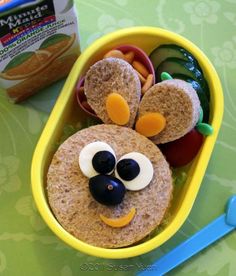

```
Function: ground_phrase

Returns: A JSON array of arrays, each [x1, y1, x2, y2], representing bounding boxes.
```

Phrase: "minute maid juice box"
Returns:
[[0, 0, 80, 102]]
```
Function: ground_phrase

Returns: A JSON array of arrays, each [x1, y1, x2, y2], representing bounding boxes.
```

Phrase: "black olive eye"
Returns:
[[79, 141, 116, 178], [92, 151, 116, 174], [115, 152, 153, 191], [116, 159, 140, 181]]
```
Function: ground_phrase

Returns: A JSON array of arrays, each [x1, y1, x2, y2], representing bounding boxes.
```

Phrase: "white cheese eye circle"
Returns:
[[79, 141, 116, 178], [115, 152, 153, 191]]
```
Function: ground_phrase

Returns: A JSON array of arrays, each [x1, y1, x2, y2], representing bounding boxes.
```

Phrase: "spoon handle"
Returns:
[[138, 214, 234, 276]]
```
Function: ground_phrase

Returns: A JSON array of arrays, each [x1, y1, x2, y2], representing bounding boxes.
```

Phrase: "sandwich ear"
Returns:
[[135, 79, 201, 144], [84, 57, 141, 127]]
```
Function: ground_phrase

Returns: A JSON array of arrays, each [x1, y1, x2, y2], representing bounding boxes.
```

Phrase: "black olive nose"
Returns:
[[89, 175, 126, 206]]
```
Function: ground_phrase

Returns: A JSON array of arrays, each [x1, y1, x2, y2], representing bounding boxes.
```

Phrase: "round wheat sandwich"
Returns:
[[138, 79, 200, 144], [84, 58, 141, 127], [47, 124, 173, 248]]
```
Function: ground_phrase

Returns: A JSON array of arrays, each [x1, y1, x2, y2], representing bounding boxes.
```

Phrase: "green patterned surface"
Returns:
[[0, 0, 236, 275]]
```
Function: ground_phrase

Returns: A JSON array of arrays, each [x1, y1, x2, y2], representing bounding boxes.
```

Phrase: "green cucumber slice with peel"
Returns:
[[150, 44, 199, 71], [172, 73, 210, 122], [155, 57, 210, 100]]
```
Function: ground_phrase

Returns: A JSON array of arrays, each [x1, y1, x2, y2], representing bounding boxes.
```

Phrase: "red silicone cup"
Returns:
[[76, 77, 98, 118], [76, 44, 155, 118]]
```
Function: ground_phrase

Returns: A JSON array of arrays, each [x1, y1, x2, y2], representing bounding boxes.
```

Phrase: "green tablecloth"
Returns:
[[0, 0, 236, 275]]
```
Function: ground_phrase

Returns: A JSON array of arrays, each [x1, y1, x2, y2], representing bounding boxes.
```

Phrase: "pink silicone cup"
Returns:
[[76, 77, 98, 118], [116, 44, 155, 83], [76, 44, 155, 118]]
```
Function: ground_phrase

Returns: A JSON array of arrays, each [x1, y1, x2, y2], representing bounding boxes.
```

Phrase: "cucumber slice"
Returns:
[[156, 57, 202, 82], [149, 44, 199, 70], [156, 57, 209, 100], [172, 73, 210, 122]]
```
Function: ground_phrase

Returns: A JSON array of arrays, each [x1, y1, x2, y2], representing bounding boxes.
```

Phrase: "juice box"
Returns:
[[0, 0, 81, 102]]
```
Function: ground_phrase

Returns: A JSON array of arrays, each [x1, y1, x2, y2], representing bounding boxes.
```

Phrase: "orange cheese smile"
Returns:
[[99, 207, 136, 228]]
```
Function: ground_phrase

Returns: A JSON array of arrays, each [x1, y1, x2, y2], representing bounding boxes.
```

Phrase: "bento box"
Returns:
[[31, 27, 224, 259]]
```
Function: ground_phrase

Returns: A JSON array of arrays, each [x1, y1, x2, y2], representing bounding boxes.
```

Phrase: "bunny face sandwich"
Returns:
[[47, 56, 201, 248]]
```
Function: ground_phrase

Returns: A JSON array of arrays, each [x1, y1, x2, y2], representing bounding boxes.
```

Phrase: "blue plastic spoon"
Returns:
[[138, 195, 236, 276]]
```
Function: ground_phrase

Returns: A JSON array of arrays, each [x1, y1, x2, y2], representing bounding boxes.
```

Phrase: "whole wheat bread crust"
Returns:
[[84, 58, 141, 127], [138, 79, 200, 144], [47, 124, 173, 248]]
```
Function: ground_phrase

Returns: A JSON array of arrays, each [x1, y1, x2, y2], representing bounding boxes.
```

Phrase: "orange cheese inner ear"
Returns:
[[106, 93, 130, 125], [135, 112, 166, 137]]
